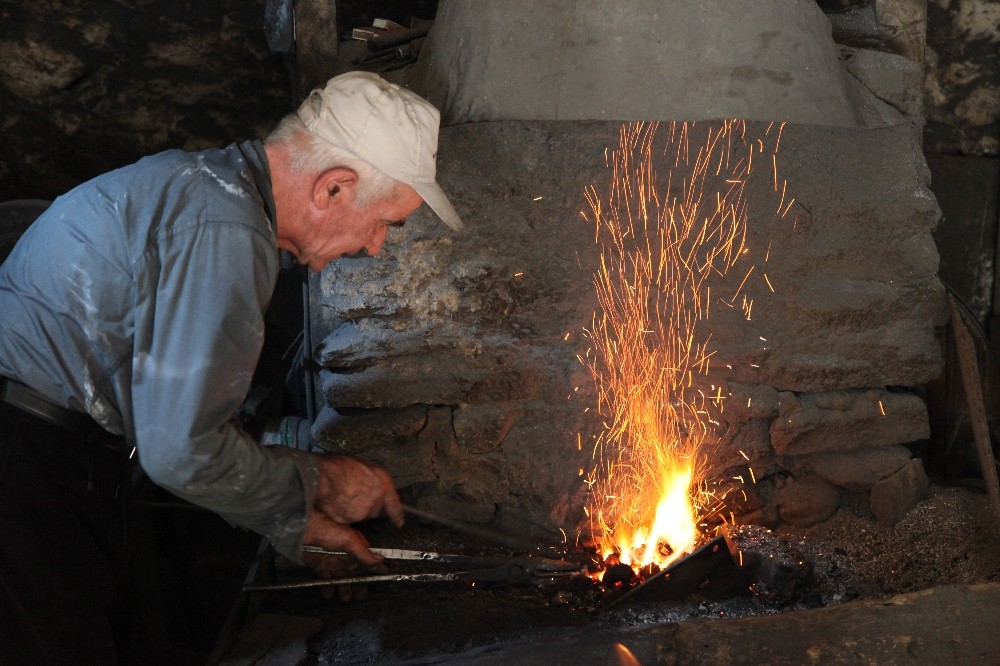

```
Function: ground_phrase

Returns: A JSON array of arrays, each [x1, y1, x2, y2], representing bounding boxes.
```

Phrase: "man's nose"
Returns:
[[365, 226, 389, 256]]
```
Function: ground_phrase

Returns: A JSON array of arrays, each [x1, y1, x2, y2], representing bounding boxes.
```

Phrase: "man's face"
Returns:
[[303, 185, 423, 271]]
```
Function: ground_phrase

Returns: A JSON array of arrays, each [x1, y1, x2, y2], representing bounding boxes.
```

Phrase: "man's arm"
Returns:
[[129, 219, 403, 565], [130, 219, 313, 559]]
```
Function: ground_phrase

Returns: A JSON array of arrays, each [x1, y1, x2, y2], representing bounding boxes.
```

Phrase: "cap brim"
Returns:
[[412, 181, 465, 232]]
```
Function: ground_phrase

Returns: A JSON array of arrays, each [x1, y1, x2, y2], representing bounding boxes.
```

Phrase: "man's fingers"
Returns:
[[335, 526, 383, 568], [301, 511, 391, 603], [379, 470, 406, 527], [303, 511, 381, 567], [384, 497, 405, 528]]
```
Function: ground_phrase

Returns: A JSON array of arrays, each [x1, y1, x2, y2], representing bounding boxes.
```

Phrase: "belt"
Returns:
[[0, 377, 98, 436]]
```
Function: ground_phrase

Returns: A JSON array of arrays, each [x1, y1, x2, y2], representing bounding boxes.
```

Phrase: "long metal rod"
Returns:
[[243, 571, 462, 593], [402, 504, 532, 550], [302, 544, 506, 566]]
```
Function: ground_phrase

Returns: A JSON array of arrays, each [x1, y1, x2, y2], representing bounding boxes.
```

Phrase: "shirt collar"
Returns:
[[237, 139, 277, 233]]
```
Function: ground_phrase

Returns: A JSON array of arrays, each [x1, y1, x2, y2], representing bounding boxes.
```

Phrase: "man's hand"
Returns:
[[302, 510, 386, 602], [313, 455, 405, 528], [300, 455, 404, 602], [302, 505, 383, 567]]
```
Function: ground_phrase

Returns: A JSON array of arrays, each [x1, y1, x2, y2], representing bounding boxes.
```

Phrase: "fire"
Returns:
[[580, 119, 792, 577], [613, 467, 696, 570]]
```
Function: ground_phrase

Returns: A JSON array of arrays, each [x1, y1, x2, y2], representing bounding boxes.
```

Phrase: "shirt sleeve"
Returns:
[[130, 218, 313, 563]]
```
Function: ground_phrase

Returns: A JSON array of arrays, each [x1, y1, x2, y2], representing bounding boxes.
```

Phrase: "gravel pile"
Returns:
[[720, 483, 1000, 608], [782, 484, 1000, 599]]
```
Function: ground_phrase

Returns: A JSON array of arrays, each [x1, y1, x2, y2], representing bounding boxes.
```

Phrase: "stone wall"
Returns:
[[312, 119, 945, 535], [925, 0, 1000, 156], [821, 0, 999, 158], [0, 0, 290, 201], [311, 122, 944, 542]]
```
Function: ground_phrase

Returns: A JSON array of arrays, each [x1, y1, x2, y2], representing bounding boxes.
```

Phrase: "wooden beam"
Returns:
[[948, 293, 1000, 532]]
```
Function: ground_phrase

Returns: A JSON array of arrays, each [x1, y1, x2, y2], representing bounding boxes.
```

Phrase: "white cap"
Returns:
[[296, 71, 464, 231]]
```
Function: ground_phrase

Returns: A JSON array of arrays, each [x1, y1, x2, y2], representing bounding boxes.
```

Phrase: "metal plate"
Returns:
[[605, 535, 748, 607]]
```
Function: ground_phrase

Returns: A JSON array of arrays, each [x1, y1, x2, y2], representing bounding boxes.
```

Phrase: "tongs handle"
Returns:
[[291, 546, 584, 587], [244, 550, 584, 592], [302, 545, 507, 567], [244, 572, 462, 592]]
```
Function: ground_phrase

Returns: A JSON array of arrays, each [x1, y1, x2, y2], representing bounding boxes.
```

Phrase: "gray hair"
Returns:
[[266, 113, 400, 208]]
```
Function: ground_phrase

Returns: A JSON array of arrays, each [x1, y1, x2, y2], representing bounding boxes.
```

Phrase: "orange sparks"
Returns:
[[580, 120, 793, 574]]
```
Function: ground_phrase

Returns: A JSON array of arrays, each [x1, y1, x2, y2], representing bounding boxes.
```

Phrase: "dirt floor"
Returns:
[[225, 483, 1000, 665]]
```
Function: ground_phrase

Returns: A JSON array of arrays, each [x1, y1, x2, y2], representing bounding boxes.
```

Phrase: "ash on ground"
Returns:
[[757, 483, 1000, 603]]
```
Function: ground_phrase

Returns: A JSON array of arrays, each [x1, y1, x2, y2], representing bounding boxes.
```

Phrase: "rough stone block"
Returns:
[[776, 474, 841, 527], [722, 383, 781, 422], [770, 389, 930, 456], [710, 418, 777, 479], [312, 405, 427, 452], [870, 458, 930, 527], [454, 402, 524, 454], [844, 48, 925, 119], [824, 0, 928, 65], [783, 445, 914, 491], [317, 347, 560, 408]]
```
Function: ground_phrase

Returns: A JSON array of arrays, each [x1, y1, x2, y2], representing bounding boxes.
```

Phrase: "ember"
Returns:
[[580, 119, 795, 579]]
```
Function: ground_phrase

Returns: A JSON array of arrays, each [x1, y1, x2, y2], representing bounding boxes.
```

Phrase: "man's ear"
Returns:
[[313, 167, 358, 210]]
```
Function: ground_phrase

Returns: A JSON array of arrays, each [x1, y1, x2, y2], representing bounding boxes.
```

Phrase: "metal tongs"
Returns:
[[243, 546, 585, 593]]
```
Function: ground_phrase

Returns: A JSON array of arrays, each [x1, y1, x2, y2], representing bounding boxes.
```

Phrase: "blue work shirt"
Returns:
[[0, 140, 317, 563]]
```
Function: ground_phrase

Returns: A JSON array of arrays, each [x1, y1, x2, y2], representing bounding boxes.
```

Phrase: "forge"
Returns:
[[206, 2, 1000, 663], [308, 0, 943, 550]]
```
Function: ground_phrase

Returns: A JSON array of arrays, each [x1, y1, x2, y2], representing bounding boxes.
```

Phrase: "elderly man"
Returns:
[[0, 71, 462, 663]]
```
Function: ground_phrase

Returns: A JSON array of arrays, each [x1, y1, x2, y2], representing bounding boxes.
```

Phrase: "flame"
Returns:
[[581, 120, 793, 575], [614, 467, 697, 570]]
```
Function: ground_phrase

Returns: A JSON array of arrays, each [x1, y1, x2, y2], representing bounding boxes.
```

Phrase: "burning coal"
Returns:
[[580, 120, 794, 579]]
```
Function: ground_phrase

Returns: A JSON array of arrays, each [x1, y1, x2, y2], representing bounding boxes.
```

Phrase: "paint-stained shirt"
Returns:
[[0, 140, 317, 563]]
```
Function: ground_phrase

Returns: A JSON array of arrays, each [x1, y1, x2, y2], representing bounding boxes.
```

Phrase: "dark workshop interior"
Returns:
[[1, 1, 999, 664]]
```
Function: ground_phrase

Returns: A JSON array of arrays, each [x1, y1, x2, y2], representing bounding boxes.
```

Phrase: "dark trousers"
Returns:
[[0, 403, 133, 665]]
